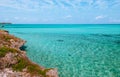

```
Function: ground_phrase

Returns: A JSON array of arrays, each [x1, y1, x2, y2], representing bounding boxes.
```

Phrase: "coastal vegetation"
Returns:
[[0, 30, 58, 77], [0, 46, 18, 57], [0, 46, 51, 76]]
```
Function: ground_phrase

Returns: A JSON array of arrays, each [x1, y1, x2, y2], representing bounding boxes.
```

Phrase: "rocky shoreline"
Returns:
[[0, 30, 58, 77]]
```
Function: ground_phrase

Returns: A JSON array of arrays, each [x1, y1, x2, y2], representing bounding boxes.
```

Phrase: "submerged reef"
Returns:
[[56, 39, 64, 42], [0, 30, 58, 77]]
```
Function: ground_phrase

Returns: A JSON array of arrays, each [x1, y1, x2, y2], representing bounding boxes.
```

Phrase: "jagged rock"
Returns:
[[0, 53, 18, 69], [46, 69, 58, 77]]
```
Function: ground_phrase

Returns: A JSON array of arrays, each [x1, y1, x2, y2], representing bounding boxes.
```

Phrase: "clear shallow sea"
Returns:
[[2, 24, 120, 77]]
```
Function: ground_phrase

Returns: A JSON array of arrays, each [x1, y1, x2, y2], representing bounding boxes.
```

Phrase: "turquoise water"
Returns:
[[2, 24, 120, 77]]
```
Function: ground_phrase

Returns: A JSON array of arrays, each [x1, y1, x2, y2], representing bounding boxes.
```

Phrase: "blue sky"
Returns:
[[0, 0, 120, 24]]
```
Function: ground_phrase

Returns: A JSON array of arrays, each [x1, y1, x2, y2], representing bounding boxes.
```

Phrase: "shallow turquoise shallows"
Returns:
[[2, 24, 120, 77]]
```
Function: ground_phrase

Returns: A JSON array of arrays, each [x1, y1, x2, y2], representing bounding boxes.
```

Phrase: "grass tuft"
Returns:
[[12, 57, 47, 76], [12, 58, 27, 71], [0, 46, 18, 57], [3, 35, 11, 41], [27, 64, 46, 76]]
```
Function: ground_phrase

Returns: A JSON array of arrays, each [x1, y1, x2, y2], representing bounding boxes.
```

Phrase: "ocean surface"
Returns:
[[1, 24, 120, 77]]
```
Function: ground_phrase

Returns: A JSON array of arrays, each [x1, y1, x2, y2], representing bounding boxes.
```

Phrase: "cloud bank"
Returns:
[[0, 0, 120, 10], [0, 0, 120, 24]]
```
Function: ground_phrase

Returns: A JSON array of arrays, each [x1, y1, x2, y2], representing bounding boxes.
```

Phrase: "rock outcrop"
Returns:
[[0, 30, 58, 77]]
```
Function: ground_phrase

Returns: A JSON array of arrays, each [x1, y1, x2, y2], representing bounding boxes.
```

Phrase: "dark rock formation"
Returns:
[[20, 45, 27, 51]]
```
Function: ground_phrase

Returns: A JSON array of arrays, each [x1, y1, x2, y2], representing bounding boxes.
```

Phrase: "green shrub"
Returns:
[[12, 57, 46, 76], [27, 63, 46, 76], [3, 35, 11, 41], [12, 58, 27, 71], [0, 46, 18, 57]]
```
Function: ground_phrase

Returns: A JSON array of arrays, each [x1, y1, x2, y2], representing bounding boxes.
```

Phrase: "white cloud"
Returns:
[[95, 15, 106, 20], [0, 0, 41, 10], [66, 15, 72, 18], [0, 0, 120, 10], [0, 1, 119, 17], [64, 15, 72, 19], [93, 0, 108, 9], [14, 17, 19, 20]]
